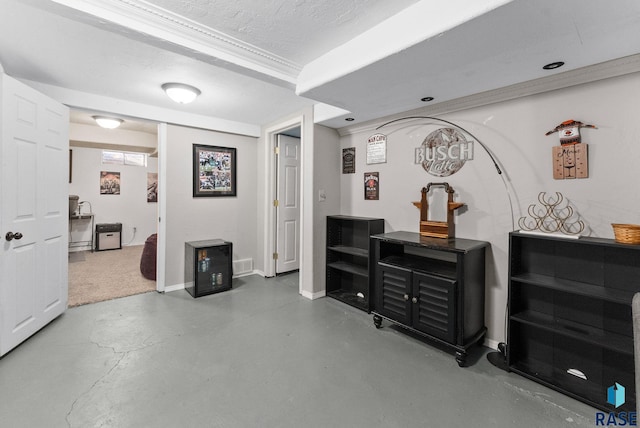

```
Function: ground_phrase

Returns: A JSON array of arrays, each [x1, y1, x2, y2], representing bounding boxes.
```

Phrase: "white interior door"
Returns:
[[275, 135, 301, 274], [0, 73, 69, 356]]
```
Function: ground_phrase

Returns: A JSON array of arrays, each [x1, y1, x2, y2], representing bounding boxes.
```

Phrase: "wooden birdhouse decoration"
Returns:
[[412, 182, 465, 239], [545, 119, 596, 179]]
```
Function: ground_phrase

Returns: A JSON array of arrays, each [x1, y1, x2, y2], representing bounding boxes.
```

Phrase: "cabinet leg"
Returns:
[[373, 314, 383, 329], [455, 351, 467, 367]]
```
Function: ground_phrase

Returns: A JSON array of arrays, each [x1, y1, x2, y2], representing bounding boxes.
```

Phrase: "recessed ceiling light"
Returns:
[[345, 117, 355, 121], [162, 82, 201, 104], [92, 116, 123, 129], [421, 97, 434, 102], [543, 61, 565, 70]]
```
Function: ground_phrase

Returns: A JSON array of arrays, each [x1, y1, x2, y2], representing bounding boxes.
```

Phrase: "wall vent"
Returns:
[[233, 258, 253, 276]]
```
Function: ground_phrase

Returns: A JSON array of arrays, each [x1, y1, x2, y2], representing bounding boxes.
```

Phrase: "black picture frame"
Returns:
[[193, 144, 237, 197]]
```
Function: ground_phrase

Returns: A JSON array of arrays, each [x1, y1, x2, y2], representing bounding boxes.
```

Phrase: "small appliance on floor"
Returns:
[[95, 223, 122, 251]]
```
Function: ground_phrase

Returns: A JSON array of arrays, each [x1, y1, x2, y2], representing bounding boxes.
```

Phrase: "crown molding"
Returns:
[[337, 54, 640, 137], [50, 0, 302, 84]]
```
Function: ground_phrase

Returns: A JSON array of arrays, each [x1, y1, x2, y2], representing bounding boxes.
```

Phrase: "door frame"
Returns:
[[262, 108, 315, 298]]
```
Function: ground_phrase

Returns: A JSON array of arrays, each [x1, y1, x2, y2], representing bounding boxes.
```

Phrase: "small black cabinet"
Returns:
[[371, 231, 488, 366], [507, 231, 639, 412], [326, 215, 384, 312], [185, 239, 232, 298]]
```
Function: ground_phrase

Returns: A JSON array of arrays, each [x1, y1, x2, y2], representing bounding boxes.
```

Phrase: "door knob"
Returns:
[[5, 232, 23, 241], [412, 297, 418, 304], [403, 294, 409, 301]]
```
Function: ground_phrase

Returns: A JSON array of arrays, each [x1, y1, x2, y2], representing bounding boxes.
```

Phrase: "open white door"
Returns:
[[0, 73, 69, 356], [275, 135, 301, 274]]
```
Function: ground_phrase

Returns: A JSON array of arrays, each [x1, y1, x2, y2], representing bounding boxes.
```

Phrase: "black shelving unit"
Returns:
[[185, 239, 233, 298], [326, 215, 384, 312], [507, 231, 639, 412], [370, 231, 488, 367]]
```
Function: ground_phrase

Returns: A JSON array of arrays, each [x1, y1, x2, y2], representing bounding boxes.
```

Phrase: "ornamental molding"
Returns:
[[51, 0, 302, 84]]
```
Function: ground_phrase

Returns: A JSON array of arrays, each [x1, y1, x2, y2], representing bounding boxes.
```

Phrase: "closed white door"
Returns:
[[275, 135, 300, 274], [0, 73, 69, 356]]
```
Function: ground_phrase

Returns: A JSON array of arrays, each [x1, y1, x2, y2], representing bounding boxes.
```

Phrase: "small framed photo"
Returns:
[[193, 144, 236, 197]]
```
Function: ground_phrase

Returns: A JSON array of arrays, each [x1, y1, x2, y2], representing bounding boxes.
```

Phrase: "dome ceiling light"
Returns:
[[162, 82, 201, 104], [92, 116, 123, 129]]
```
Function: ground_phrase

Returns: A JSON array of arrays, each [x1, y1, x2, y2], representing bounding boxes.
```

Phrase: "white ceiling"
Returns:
[[1, 0, 639, 133]]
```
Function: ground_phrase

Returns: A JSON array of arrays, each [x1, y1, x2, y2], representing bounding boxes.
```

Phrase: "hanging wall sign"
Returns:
[[545, 119, 596, 180], [414, 128, 474, 177], [366, 133, 387, 164], [342, 147, 355, 173], [364, 172, 379, 200]]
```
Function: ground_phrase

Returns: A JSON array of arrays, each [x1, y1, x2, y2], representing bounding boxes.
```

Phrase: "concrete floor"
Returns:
[[0, 273, 597, 427]]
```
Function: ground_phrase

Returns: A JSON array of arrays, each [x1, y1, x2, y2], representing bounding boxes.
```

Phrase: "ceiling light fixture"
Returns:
[[543, 61, 565, 70], [92, 116, 123, 129], [345, 117, 355, 122], [421, 97, 434, 102], [162, 82, 201, 104]]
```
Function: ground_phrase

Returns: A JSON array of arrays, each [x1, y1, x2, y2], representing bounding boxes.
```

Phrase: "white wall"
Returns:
[[69, 146, 158, 248], [313, 125, 341, 295], [163, 124, 258, 288], [338, 72, 640, 348]]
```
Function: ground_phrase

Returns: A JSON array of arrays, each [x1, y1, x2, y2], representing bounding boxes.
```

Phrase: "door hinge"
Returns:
[[273, 199, 279, 207], [273, 252, 278, 260], [274, 146, 280, 155]]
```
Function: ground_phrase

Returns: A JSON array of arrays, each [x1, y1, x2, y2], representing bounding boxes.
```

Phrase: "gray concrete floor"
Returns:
[[0, 273, 597, 427]]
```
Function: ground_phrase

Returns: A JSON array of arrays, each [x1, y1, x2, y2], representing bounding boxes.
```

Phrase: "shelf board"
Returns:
[[327, 245, 368, 258], [327, 289, 368, 311], [508, 358, 620, 412], [510, 310, 633, 354], [379, 254, 456, 279], [327, 261, 368, 277], [511, 272, 634, 305]]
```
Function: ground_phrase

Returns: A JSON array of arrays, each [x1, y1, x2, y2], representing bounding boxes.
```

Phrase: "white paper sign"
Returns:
[[367, 133, 387, 164]]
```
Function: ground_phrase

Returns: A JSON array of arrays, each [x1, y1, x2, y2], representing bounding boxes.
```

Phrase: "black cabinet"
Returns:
[[185, 239, 232, 298], [507, 232, 639, 412], [371, 231, 488, 366], [326, 215, 384, 312]]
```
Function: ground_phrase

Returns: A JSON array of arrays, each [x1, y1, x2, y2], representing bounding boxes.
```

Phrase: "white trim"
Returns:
[[163, 283, 185, 293], [232, 270, 259, 279], [156, 123, 167, 292], [484, 338, 502, 351], [51, 0, 300, 84], [252, 270, 266, 278], [301, 290, 326, 300]]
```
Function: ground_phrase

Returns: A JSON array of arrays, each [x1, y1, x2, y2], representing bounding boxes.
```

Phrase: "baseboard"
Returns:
[[484, 338, 502, 351], [301, 290, 326, 300], [164, 283, 185, 293], [233, 270, 259, 278]]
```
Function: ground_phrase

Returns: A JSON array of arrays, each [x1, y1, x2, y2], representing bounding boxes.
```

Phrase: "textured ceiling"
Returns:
[[0, 0, 639, 133]]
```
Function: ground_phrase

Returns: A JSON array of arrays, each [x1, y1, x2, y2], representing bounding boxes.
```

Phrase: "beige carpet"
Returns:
[[68, 245, 156, 307]]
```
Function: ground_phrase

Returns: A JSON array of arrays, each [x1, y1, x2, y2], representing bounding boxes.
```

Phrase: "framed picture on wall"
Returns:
[[100, 171, 121, 195], [193, 144, 237, 197]]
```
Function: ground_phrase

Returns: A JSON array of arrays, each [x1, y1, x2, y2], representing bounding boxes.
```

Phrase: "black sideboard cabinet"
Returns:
[[370, 231, 488, 366], [507, 231, 639, 412], [185, 239, 233, 298]]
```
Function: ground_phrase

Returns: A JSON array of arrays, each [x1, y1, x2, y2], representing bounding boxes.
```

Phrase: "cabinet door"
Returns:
[[376, 263, 412, 325], [412, 271, 456, 343]]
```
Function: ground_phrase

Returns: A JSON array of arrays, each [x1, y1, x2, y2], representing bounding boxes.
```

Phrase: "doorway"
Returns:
[[67, 110, 160, 306]]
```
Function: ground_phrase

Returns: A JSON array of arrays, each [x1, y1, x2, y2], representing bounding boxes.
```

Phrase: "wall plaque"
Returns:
[[367, 133, 387, 164]]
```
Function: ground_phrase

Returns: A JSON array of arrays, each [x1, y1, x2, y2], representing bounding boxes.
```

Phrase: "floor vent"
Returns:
[[233, 258, 253, 275]]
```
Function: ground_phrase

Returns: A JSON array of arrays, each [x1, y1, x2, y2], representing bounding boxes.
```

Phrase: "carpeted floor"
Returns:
[[68, 245, 156, 307]]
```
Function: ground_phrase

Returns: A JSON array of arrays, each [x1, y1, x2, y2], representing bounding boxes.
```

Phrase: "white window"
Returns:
[[102, 150, 147, 167]]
